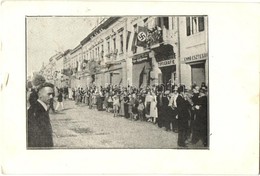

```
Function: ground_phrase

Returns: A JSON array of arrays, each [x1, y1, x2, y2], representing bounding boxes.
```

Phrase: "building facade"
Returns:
[[179, 16, 208, 87], [39, 16, 208, 89]]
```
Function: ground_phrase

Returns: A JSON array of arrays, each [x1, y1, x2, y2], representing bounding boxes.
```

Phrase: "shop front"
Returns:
[[105, 62, 123, 86], [131, 51, 151, 88], [152, 44, 176, 86], [158, 59, 176, 86], [184, 52, 208, 86]]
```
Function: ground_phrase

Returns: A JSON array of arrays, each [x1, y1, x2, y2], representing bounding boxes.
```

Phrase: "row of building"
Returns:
[[37, 16, 208, 89]]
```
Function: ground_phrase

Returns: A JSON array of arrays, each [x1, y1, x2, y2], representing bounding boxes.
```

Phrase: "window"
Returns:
[[107, 41, 110, 53], [163, 17, 169, 29], [186, 16, 205, 36], [186, 17, 191, 36], [120, 34, 123, 53], [198, 17, 204, 32], [113, 38, 116, 50], [97, 46, 100, 59]]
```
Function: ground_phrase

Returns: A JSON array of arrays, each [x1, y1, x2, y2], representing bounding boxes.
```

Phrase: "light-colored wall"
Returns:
[[178, 16, 208, 86]]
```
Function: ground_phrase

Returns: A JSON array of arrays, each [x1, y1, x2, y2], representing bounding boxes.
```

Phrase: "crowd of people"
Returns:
[[66, 82, 208, 148], [27, 74, 208, 148]]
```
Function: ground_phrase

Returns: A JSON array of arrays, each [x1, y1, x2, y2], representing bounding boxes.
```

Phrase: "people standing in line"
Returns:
[[176, 86, 191, 148], [55, 89, 64, 111], [27, 78, 54, 148]]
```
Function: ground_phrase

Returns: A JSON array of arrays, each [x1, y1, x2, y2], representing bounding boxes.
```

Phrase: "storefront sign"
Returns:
[[184, 53, 208, 62], [132, 52, 149, 64], [158, 59, 175, 67]]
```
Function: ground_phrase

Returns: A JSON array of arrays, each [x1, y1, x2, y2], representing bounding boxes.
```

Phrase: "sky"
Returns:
[[27, 17, 98, 76]]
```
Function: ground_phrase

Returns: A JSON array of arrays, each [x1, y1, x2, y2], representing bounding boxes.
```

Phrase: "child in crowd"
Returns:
[[137, 99, 145, 121], [113, 93, 120, 117]]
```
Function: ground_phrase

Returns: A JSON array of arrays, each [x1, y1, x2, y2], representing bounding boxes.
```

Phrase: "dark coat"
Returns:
[[27, 101, 53, 148], [176, 95, 190, 127], [57, 92, 63, 102]]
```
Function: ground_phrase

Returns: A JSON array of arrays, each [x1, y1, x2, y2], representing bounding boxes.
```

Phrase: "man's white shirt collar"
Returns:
[[37, 99, 48, 111]]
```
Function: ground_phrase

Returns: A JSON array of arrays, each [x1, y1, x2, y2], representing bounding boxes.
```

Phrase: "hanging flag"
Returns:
[[139, 66, 145, 88], [131, 32, 138, 52], [126, 31, 131, 52], [136, 26, 148, 47]]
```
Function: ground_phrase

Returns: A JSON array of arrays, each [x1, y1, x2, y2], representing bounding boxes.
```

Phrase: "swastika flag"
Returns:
[[136, 26, 148, 47]]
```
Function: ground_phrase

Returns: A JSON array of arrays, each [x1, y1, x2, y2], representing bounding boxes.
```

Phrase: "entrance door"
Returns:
[[161, 66, 175, 86], [191, 63, 205, 86]]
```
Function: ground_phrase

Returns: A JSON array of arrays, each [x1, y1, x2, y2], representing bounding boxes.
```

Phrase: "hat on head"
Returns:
[[199, 88, 207, 94], [177, 85, 186, 93]]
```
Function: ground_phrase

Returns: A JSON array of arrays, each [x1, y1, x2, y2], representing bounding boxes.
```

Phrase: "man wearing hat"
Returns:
[[27, 75, 54, 148], [176, 85, 190, 147]]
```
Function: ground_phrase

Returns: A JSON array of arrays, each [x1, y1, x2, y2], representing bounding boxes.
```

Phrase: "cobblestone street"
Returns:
[[50, 100, 183, 149]]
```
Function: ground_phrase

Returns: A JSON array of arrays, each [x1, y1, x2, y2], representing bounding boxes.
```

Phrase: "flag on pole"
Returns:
[[131, 32, 138, 52], [136, 26, 148, 47], [139, 66, 145, 88]]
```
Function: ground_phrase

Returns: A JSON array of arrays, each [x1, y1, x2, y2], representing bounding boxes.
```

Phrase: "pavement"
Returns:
[[49, 99, 205, 149]]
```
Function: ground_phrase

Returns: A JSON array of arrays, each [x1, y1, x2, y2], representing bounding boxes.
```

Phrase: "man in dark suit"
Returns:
[[176, 86, 190, 147], [27, 82, 54, 148]]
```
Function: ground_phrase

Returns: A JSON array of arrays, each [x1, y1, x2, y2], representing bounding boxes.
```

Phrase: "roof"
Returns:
[[80, 17, 121, 46]]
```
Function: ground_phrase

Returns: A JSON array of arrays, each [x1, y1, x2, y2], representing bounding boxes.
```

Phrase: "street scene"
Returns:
[[50, 99, 205, 149], [27, 16, 208, 149]]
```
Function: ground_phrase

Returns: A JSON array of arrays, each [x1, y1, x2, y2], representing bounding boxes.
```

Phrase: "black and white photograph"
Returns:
[[26, 16, 209, 149], [1, 1, 259, 175]]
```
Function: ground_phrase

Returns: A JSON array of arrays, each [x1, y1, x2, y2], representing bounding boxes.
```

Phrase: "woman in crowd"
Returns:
[[96, 87, 103, 111], [119, 92, 125, 117], [150, 90, 158, 124], [144, 90, 152, 122]]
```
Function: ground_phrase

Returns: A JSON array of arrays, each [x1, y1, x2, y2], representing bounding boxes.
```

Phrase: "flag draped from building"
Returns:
[[139, 66, 145, 88], [126, 31, 131, 52], [131, 32, 138, 52], [136, 26, 148, 47]]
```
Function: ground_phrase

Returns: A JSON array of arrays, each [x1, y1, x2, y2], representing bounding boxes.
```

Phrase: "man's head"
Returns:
[[37, 82, 54, 105]]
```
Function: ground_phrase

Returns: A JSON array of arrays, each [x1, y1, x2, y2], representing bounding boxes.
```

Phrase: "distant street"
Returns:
[[50, 100, 204, 149]]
